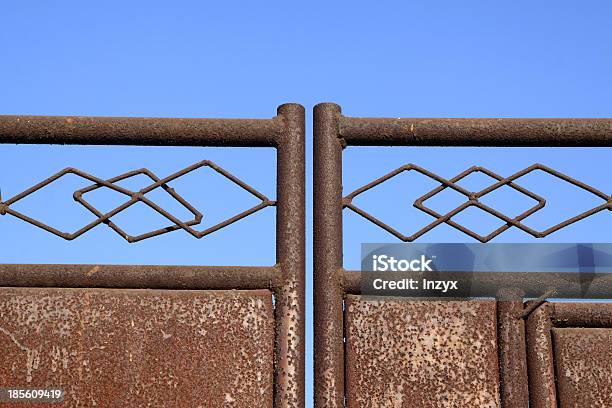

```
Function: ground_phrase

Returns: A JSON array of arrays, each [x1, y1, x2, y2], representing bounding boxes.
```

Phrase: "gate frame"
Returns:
[[0, 103, 305, 408], [526, 302, 612, 408], [313, 102, 612, 407]]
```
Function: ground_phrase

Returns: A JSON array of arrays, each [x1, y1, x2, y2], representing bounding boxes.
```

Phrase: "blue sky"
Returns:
[[1, 1, 611, 406]]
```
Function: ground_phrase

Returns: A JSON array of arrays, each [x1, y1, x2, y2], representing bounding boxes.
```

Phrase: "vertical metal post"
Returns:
[[497, 288, 529, 408], [275, 103, 306, 408], [313, 103, 345, 407], [526, 304, 557, 408]]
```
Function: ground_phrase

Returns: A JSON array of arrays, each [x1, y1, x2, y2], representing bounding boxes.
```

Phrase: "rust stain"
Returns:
[[85, 266, 100, 277], [553, 328, 612, 407], [0, 287, 274, 408], [345, 296, 500, 408]]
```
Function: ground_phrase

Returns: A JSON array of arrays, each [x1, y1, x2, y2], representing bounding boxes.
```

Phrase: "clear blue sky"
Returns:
[[1, 2, 611, 406]]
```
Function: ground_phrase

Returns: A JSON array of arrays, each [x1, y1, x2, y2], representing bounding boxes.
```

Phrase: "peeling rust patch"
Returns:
[[0, 287, 274, 407], [345, 296, 500, 408], [85, 266, 100, 277]]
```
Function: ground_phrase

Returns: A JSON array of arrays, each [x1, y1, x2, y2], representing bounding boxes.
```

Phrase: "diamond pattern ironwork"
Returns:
[[0, 160, 274, 242], [344, 163, 611, 242]]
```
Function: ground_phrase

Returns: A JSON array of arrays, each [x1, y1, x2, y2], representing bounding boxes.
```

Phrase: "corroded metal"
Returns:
[[0, 115, 281, 146], [274, 103, 305, 408], [344, 163, 610, 242], [0, 264, 276, 290], [496, 288, 529, 408], [553, 328, 612, 407], [345, 296, 501, 407], [526, 303, 556, 408], [0, 161, 274, 242], [0, 287, 274, 407], [0, 104, 305, 408], [340, 117, 612, 146], [526, 302, 612, 408], [313, 103, 344, 408], [313, 102, 612, 407]]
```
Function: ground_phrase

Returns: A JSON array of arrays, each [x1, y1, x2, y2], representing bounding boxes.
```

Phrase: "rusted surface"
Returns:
[[552, 328, 612, 407], [313, 103, 345, 408], [0, 115, 281, 146], [340, 117, 612, 146], [526, 302, 612, 408], [0, 103, 305, 407], [0, 264, 276, 290], [552, 302, 612, 327], [526, 303, 556, 408], [345, 296, 500, 408], [0, 287, 274, 407], [344, 163, 610, 242], [0, 161, 274, 242], [274, 103, 306, 408], [313, 102, 612, 407], [496, 289, 529, 408]]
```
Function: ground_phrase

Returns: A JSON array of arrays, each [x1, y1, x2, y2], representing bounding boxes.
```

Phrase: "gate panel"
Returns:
[[527, 302, 612, 408], [345, 297, 500, 408], [0, 104, 305, 408], [314, 102, 612, 407], [553, 328, 612, 407], [0, 287, 274, 407]]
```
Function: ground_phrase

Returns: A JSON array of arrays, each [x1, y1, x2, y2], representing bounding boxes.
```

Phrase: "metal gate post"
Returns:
[[275, 103, 306, 408], [313, 103, 345, 408]]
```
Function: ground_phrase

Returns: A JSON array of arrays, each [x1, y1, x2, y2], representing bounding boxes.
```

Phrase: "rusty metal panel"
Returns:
[[345, 296, 500, 408], [313, 103, 612, 407], [552, 328, 612, 407], [0, 287, 274, 407], [0, 103, 305, 407], [526, 303, 612, 408]]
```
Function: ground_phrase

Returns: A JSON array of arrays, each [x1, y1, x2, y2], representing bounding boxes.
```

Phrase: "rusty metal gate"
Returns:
[[0, 104, 305, 407], [313, 102, 612, 407]]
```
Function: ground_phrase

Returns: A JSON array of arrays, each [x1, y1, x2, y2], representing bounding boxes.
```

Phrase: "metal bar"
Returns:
[[0, 264, 276, 289], [340, 117, 612, 146], [313, 103, 345, 408], [552, 302, 612, 327], [526, 304, 557, 408], [273, 103, 306, 408], [496, 288, 529, 408], [0, 115, 282, 147]]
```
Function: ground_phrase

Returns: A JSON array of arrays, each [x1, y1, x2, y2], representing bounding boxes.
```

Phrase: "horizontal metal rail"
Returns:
[[0, 264, 277, 290], [340, 117, 612, 146], [0, 115, 283, 147]]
